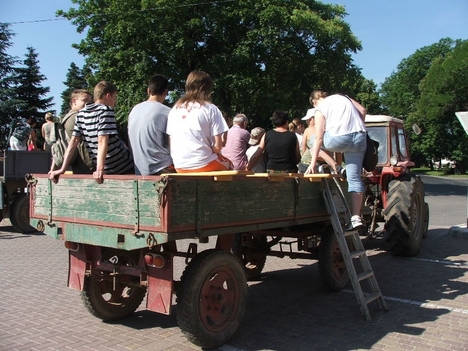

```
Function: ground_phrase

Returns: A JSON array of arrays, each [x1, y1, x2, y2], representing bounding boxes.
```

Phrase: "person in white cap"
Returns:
[[298, 108, 341, 173], [246, 127, 266, 172]]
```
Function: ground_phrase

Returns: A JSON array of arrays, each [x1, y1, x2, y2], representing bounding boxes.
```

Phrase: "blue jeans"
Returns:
[[323, 131, 366, 192]]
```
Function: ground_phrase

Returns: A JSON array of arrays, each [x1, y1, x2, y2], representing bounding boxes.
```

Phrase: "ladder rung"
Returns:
[[350, 249, 366, 258], [357, 270, 374, 281], [365, 292, 382, 304], [343, 230, 357, 237]]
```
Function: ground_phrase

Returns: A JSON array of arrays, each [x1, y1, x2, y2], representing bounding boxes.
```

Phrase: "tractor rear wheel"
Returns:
[[383, 174, 425, 256]]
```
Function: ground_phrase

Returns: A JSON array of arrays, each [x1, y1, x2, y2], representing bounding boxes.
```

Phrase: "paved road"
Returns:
[[421, 175, 467, 228], [1, 175, 467, 351]]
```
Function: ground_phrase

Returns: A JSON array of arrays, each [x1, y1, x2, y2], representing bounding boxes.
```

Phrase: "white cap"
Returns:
[[302, 108, 315, 120]]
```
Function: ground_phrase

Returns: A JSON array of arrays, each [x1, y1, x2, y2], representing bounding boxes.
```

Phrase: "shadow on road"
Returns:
[[105, 227, 468, 351], [422, 176, 467, 196], [226, 227, 467, 351], [0, 225, 44, 238]]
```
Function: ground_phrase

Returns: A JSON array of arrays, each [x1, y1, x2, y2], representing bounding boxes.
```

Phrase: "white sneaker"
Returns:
[[346, 215, 363, 231]]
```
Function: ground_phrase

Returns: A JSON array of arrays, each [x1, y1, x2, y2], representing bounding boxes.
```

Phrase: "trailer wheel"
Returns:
[[10, 193, 36, 234], [177, 249, 247, 349], [384, 174, 425, 256], [81, 250, 146, 322], [318, 229, 350, 292], [231, 234, 268, 280]]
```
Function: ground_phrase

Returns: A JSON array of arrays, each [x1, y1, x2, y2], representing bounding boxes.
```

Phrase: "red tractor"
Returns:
[[363, 115, 429, 256]]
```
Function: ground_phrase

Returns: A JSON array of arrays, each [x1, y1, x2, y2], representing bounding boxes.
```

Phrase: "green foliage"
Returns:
[[58, 0, 365, 127], [355, 78, 383, 115], [60, 62, 92, 115], [411, 40, 468, 173], [380, 38, 456, 118], [0, 23, 19, 146], [9, 47, 54, 120], [378, 38, 468, 173]]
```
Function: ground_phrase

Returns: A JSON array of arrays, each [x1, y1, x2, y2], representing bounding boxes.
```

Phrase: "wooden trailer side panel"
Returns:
[[30, 173, 343, 250], [166, 177, 330, 231], [32, 176, 163, 230]]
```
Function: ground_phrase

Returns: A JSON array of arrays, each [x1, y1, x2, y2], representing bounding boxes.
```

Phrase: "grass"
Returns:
[[412, 167, 468, 178]]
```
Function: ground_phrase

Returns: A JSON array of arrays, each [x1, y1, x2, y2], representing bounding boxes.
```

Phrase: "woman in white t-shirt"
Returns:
[[166, 71, 233, 172], [306, 90, 367, 230]]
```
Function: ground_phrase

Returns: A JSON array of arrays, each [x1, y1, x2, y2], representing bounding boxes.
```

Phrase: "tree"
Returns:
[[60, 62, 91, 115], [379, 38, 457, 119], [409, 40, 468, 173], [10, 46, 54, 120], [0, 23, 18, 147], [354, 78, 382, 115], [58, 0, 364, 127]]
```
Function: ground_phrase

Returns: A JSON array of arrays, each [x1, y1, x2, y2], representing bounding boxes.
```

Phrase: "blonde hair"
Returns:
[[176, 70, 214, 107], [45, 112, 54, 121], [309, 90, 328, 105], [93, 81, 117, 101], [69, 89, 92, 107], [288, 117, 303, 132]]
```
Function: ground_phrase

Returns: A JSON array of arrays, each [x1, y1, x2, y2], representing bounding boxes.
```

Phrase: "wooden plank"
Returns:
[[32, 177, 163, 228], [161, 170, 253, 178]]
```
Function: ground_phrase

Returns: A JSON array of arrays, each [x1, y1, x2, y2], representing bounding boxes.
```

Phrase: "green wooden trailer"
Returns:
[[29, 171, 350, 349]]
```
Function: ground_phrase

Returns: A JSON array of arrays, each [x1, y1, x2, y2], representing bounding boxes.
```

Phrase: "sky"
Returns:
[[1, 0, 467, 112]]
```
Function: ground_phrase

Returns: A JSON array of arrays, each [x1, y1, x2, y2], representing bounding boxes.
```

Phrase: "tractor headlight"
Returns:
[[390, 156, 398, 166]]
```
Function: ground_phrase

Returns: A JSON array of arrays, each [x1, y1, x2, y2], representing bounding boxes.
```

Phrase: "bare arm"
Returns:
[[212, 134, 223, 154], [349, 97, 367, 122], [30, 130, 37, 149], [306, 111, 325, 174], [48, 136, 81, 182], [301, 130, 308, 155], [221, 131, 228, 147], [246, 134, 265, 170], [94, 134, 109, 184], [294, 139, 301, 165]]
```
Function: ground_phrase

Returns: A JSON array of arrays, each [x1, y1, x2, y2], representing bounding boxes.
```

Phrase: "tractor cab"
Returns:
[[365, 115, 415, 171]]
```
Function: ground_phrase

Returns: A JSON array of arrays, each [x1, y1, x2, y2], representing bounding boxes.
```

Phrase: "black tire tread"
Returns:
[[231, 234, 268, 280], [383, 174, 425, 256], [10, 193, 35, 234], [80, 250, 146, 322]]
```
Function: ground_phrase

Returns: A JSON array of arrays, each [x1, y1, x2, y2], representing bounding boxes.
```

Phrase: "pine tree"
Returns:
[[60, 62, 91, 115], [10, 46, 54, 120], [0, 23, 19, 147]]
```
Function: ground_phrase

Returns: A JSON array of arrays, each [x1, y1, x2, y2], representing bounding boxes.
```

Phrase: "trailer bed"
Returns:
[[29, 171, 346, 249]]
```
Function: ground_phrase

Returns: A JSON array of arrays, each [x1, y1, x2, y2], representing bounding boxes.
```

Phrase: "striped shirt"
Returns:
[[73, 103, 134, 174]]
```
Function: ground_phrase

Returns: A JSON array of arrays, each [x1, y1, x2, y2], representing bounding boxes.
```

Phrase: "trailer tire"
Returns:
[[318, 229, 350, 292], [177, 249, 247, 349], [81, 250, 146, 322], [231, 234, 268, 280], [384, 174, 425, 256], [10, 193, 36, 234]]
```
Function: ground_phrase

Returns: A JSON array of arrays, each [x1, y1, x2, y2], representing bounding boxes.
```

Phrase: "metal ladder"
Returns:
[[322, 176, 388, 322]]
